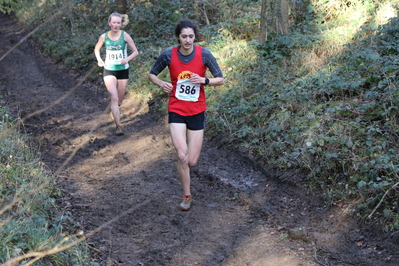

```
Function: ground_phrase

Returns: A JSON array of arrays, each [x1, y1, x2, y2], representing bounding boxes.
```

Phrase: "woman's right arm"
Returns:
[[94, 34, 105, 67], [148, 51, 173, 93], [148, 74, 173, 93]]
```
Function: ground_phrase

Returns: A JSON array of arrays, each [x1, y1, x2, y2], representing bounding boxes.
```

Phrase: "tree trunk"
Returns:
[[195, 0, 211, 26], [259, 0, 289, 43], [115, 0, 128, 14]]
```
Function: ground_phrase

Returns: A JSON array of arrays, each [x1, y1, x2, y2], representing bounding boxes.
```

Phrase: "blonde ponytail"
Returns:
[[121, 14, 129, 27]]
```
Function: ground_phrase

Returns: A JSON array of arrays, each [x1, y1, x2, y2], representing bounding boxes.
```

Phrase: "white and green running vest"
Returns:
[[104, 30, 129, 71]]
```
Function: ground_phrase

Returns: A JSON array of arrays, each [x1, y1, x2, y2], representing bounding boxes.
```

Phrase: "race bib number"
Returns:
[[106, 50, 124, 65], [175, 79, 200, 102]]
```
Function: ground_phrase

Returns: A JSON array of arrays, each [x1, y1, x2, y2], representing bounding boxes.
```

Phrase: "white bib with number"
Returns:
[[106, 50, 123, 65], [175, 79, 200, 102]]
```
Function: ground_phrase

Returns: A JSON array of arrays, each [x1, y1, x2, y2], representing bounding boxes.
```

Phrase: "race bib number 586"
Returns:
[[175, 79, 200, 102]]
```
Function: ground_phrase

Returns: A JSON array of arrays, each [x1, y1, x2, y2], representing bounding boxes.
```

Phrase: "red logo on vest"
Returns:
[[178, 71, 191, 79]]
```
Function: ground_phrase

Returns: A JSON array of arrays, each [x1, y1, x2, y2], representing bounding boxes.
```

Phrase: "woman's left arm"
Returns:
[[207, 77, 224, 86], [122, 32, 139, 64], [202, 48, 224, 86]]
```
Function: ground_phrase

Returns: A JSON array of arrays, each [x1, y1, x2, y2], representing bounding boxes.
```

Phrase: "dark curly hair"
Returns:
[[174, 19, 201, 43]]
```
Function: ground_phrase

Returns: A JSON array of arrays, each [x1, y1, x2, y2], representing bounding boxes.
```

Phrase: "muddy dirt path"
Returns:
[[1, 13, 399, 266]]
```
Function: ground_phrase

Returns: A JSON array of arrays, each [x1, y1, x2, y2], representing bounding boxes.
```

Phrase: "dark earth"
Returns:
[[1, 12, 399, 266]]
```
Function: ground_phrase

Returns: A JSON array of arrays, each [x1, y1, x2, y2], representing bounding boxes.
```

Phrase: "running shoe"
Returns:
[[115, 126, 124, 136], [180, 196, 192, 211]]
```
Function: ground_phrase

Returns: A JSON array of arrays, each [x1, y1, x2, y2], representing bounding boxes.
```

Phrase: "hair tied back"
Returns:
[[121, 14, 129, 27]]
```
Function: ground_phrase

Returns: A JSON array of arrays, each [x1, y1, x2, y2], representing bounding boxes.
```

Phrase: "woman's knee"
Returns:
[[188, 160, 198, 167], [110, 95, 119, 103], [177, 150, 189, 165], [188, 152, 200, 167]]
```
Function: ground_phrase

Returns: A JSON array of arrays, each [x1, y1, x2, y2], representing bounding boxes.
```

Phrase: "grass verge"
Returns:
[[0, 106, 90, 265]]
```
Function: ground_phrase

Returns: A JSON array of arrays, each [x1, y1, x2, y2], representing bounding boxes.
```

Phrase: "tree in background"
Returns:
[[115, 0, 128, 14], [194, 0, 211, 25], [259, 0, 289, 43]]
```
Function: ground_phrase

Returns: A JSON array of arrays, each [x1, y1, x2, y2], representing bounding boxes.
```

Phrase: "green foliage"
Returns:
[[208, 2, 399, 230], [129, 0, 194, 42], [206, 0, 260, 40], [0, 107, 89, 265], [0, 0, 21, 14]]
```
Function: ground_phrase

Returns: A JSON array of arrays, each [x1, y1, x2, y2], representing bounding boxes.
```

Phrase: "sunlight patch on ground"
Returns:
[[223, 224, 318, 266]]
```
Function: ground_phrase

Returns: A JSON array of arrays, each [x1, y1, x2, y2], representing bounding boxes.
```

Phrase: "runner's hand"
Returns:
[[190, 73, 204, 84], [161, 81, 173, 93]]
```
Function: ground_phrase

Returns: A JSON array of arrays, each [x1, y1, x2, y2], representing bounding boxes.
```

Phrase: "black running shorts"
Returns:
[[168, 111, 206, 130], [103, 69, 129, 79]]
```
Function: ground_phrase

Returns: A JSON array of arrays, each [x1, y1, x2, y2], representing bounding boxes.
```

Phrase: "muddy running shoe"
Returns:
[[115, 126, 124, 136], [180, 196, 192, 211]]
